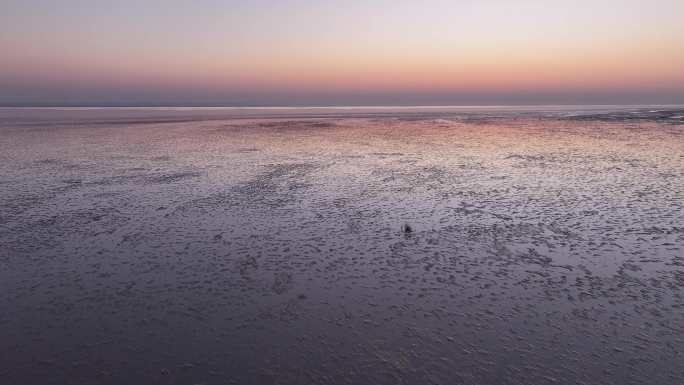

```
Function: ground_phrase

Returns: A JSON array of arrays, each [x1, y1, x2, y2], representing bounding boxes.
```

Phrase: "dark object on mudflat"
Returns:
[[402, 224, 413, 233]]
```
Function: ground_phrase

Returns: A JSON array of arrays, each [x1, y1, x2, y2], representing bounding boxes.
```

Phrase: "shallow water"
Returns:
[[1, 107, 683, 385]]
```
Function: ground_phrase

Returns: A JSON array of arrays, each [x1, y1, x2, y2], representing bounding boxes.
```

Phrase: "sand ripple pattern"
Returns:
[[0, 110, 683, 385]]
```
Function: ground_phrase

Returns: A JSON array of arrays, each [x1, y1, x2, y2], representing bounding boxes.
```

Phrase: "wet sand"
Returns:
[[1, 107, 683, 384]]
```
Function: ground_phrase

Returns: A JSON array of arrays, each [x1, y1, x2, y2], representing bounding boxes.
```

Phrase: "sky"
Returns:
[[1, 0, 683, 106]]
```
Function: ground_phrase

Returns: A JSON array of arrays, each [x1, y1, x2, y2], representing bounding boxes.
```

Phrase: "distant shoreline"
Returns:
[[2, 104, 683, 110]]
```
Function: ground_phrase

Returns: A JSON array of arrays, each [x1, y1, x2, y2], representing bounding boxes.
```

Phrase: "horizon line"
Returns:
[[2, 103, 684, 110]]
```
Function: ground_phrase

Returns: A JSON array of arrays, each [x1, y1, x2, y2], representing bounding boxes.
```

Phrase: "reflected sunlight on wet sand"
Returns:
[[1, 107, 683, 385]]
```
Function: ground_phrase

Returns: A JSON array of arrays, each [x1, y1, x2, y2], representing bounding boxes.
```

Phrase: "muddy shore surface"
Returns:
[[1, 107, 683, 384]]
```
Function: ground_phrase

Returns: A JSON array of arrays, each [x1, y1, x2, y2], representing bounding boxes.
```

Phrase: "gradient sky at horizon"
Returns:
[[1, 0, 683, 106]]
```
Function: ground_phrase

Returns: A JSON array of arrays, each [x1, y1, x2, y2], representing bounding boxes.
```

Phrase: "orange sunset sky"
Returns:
[[1, 0, 683, 106]]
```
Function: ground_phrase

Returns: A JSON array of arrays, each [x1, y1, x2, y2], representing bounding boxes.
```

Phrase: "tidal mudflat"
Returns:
[[1, 107, 683, 385]]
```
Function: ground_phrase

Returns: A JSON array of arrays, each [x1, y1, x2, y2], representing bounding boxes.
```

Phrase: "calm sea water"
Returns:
[[1, 106, 683, 384]]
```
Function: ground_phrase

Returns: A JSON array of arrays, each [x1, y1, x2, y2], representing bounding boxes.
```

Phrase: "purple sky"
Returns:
[[2, 0, 683, 106]]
